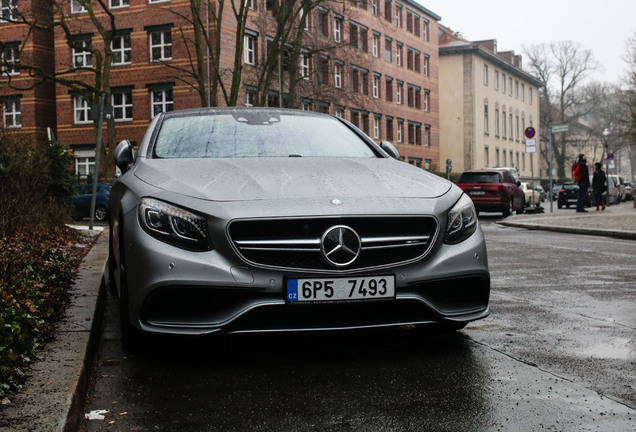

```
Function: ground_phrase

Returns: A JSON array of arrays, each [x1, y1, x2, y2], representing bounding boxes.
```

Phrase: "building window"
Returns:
[[484, 103, 489, 134], [110, 0, 129, 8], [502, 109, 507, 138], [111, 33, 131, 65], [424, 125, 430, 147], [509, 113, 513, 139], [423, 55, 429, 76], [385, 78, 393, 102], [335, 106, 344, 118], [373, 116, 380, 139], [407, 47, 420, 72], [3, 95, 21, 128], [71, 0, 87, 13], [334, 63, 342, 88], [244, 34, 256, 65], [494, 70, 499, 90], [149, 29, 172, 62], [1, 0, 18, 21], [372, 75, 379, 98], [72, 37, 92, 68], [495, 108, 500, 136], [385, 38, 392, 62], [484, 146, 489, 167], [521, 83, 525, 101], [151, 87, 173, 117], [395, 4, 401, 27], [422, 20, 428, 41], [396, 43, 402, 66], [75, 154, 95, 181], [349, 22, 368, 53], [509, 77, 512, 95], [301, 53, 310, 79], [386, 118, 393, 140], [529, 87, 533, 104], [424, 91, 430, 112], [74, 95, 91, 124], [245, 0, 255, 10], [515, 80, 519, 98], [372, 34, 379, 57], [483, 64, 488, 86], [396, 82, 402, 104], [316, 56, 329, 84], [396, 119, 403, 143], [245, 88, 256, 106], [318, 9, 328, 37], [1, 44, 19, 76], [515, 115, 520, 140], [502, 73, 506, 93], [384, 0, 391, 22], [334, 17, 342, 42], [112, 89, 133, 121], [496, 148, 500, 166], [350, 67, 368, 95]]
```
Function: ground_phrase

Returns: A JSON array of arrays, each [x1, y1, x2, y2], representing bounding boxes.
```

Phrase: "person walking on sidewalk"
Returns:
[[572, 154, 590, 213], [592, 162, 606, 211]]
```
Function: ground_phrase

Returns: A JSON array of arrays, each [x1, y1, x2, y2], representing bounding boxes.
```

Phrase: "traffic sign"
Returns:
[[552, 124, 569, 133], [607, 152, 614, 160], [524, 127, 536, 139]]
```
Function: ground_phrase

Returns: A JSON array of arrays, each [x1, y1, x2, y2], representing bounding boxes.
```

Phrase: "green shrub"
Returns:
[[0, 130, 82, 394]]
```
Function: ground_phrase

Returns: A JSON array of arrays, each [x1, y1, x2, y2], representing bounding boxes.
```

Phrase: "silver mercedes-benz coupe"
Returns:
[[108, 108, 490, 344]]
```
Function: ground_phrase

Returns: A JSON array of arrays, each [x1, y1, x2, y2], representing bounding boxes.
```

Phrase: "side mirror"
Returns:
[[114, 140, 134, 174], [379, 141, 400, 160]]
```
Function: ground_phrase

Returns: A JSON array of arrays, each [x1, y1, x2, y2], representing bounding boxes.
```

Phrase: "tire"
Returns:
[[94, 205, 108, 222], [117, 222, 142, 350], [502, 199, 513, 217]]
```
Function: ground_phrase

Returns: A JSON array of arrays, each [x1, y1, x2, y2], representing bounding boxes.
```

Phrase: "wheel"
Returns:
[[558, 202, 563, 209], [117, 221, 142, 349], [94, 205, 108, 221], [502, 199, 513, 217]]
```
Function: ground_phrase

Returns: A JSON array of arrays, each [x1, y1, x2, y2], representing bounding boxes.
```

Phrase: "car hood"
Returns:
[[133, 157, 451, 202]]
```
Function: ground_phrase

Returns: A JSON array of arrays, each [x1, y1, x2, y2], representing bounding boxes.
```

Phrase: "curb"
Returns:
[[497, 220, 636, 240], [0, 231, 109, 432]]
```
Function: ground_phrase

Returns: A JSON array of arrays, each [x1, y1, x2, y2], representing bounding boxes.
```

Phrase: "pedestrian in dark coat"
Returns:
[[592, 162, 606, 211], [573, 154, 590, 212]]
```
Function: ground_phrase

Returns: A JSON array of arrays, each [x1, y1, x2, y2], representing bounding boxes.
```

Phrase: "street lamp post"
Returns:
[[603, 128, 610, 206]]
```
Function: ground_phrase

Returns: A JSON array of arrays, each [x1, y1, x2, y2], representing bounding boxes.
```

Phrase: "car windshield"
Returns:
[[563, 184, 578, 190], [153, 112, 377, 159], [458, 172, 500, 183]]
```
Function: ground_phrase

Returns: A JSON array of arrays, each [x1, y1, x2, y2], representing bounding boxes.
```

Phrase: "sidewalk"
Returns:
[[499, 200, 636, 240]]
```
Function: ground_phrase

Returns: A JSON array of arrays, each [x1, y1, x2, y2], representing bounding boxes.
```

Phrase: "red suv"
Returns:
[[457, 168, 525, 216]]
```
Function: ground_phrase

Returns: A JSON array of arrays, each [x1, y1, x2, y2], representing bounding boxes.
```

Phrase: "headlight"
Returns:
[[139, 198, 212, 251], [444, 194, 477, 244]]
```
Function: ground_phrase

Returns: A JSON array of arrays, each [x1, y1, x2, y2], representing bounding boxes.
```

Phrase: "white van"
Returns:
[[607, 175, 624, 204]]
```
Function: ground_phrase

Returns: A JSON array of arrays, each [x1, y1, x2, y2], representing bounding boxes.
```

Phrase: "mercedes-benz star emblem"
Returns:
[[321, 225, 361, 267]]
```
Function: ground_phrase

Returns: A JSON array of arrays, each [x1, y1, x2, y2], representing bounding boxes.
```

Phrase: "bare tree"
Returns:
[[524, 41, 599, 179], [1, 0, 122, 178]]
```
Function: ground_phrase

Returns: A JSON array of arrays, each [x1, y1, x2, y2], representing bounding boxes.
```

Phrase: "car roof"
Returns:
[[160, 107, 333, 120]]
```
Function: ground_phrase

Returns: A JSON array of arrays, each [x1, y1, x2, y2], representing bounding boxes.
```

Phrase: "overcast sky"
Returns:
[[421, 0, 635, 84]]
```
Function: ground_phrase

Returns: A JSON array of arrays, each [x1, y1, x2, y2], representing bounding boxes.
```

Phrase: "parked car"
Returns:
[[624, 182, 633, 201], [607, 175, 624, 204], [457, 168, 525, 217], [557, 182, 591, 209], [520, 183, 542, 206], [108, 108, 491, 345], [72, 183, 111, 221]]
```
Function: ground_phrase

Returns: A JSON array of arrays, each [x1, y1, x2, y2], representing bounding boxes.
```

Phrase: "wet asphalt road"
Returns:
[[80, 219, 636, 431]]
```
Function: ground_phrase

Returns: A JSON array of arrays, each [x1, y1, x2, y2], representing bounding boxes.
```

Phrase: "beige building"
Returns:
[[438, 29, 543, 182]]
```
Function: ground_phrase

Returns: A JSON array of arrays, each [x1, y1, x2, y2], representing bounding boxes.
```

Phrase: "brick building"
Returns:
[[0, 0, 56, 139], [1, 0, 441, 179]]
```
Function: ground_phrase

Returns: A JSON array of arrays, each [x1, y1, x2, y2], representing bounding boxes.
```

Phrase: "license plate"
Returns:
[[470, 191, 485, 195], [286, 275, 395, 303]]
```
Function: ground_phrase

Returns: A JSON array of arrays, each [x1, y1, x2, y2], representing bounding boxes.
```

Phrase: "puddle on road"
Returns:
[[577, 337, 634, 359]]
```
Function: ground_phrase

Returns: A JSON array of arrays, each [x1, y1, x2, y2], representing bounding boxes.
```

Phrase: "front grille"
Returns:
[[228, 216, 438, 272]]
